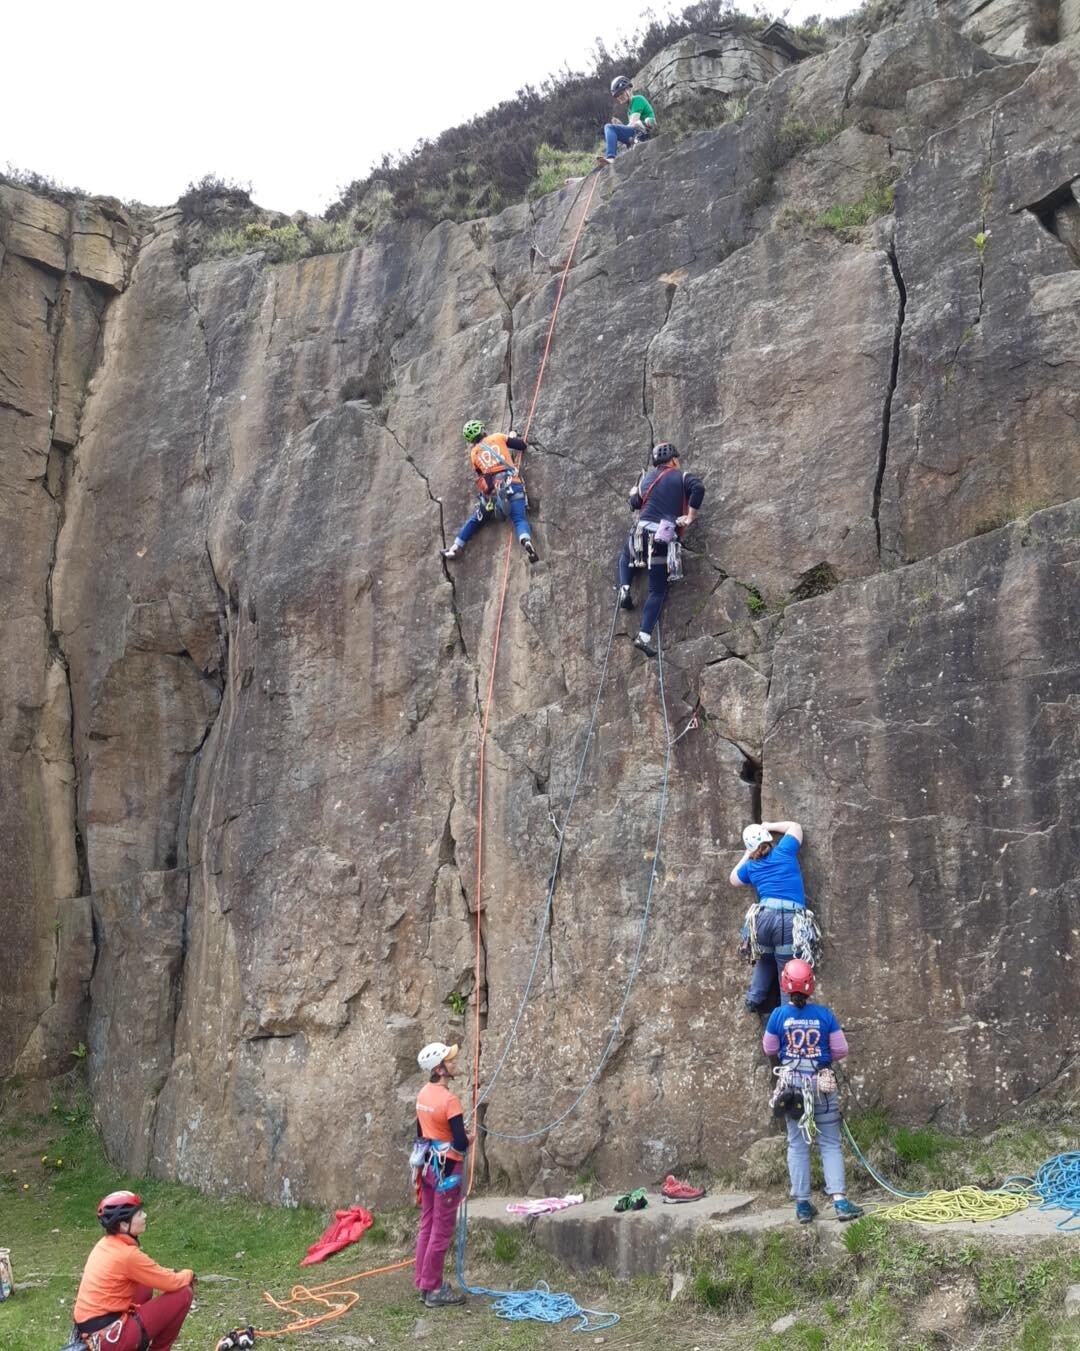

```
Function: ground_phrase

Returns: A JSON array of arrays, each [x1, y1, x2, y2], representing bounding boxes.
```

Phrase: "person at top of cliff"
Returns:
[[730, 820, 812, 1015], [617, 442, 704, 658], [763, 960, 863, 1225], [441, 420, 539, 565], [72, 1191, 195, 1350], [412, 1041, 470, 1308], [598, 75, 657, 165]]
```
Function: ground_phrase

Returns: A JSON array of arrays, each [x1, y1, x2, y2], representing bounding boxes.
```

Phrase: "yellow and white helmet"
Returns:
[[417, 1041, 458, 1073]]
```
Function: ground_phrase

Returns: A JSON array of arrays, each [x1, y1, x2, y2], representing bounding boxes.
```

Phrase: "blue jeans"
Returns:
[[746, 908, 795, 1011], [455, 485, 531, 546], [604, 122, 641, 159], [786, 1091, 846, 1200], [618, 536, 668, 635]]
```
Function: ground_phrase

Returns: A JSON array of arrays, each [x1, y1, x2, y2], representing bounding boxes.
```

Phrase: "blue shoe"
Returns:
[[795, 1200, 818, 1224], [834, 1198, 863, 1222]]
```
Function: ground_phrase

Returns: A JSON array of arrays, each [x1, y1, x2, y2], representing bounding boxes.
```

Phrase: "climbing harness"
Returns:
[[770, 1064, 835, 1144], [740, 903, 821, 966]]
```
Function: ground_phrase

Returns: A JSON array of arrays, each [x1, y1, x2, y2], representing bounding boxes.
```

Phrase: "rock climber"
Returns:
[[71, 1191, 195, 1350], [617, 442, 703, 657], [599, 75, 657, 165], [730, 820, 818, 1014], [763, 960, 863, 1224], [441, 420, 539, 564], [412, 1041, 471, 1308]]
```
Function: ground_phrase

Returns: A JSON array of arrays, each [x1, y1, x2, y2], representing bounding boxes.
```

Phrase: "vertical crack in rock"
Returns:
[[383, 420, 471, 669], [874, 239, 907, 556], [642, 281, 679, 452], [488, 263, 516, 430]]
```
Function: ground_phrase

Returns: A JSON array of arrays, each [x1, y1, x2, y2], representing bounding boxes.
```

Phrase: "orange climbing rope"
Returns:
[[469, 170, 602, 1186], [254, 1258, 414, 1338], [250, 170, 602, 1343]]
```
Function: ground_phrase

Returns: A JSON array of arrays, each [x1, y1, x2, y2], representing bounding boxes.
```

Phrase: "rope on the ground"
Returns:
[[253, 1258, 414, 1338], [840, 1120, 1080, 1226], [1031, 1151, 1080, 1231], [870, 1186, 1033, 1224], [454, 1201, 618, 1333]]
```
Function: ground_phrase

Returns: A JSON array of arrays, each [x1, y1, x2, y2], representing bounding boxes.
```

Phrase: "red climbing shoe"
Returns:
[[661, 1174, 705, 1204]]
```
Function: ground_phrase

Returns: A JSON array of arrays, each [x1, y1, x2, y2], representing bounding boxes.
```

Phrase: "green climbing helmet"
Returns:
[[462, 419, 486, 443]]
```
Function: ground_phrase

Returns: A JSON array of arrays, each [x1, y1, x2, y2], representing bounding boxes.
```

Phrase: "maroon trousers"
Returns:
[[90, 1285, 193, 1350], [413, 1170, 462, 1292]]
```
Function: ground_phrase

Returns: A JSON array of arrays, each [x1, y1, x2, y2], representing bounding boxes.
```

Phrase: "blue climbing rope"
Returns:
[[1031, 1152, 1080, 1231], [454, 1199, 618, 1332], [478, 621, 674, 1142]]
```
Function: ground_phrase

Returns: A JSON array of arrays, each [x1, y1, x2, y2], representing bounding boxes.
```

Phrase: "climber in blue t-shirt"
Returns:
[[730, 820, 807, 1014], [762, 960, 862, 1224]]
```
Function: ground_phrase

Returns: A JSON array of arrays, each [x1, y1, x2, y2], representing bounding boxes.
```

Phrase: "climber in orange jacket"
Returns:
[[72, 1191, 195, 1349], [441, 419, 539, 564]]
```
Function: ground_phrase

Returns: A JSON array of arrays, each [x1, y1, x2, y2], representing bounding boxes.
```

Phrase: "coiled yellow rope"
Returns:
[[872, 1185, 1036, 1224]]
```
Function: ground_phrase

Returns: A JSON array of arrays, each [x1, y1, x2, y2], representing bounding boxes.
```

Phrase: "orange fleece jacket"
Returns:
[[73, 1233, 193, 1322]]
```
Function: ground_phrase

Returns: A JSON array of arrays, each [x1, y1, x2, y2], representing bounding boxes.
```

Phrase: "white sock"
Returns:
[[637, 631, 650, 644]]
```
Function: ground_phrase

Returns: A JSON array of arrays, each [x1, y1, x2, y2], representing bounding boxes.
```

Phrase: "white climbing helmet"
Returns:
[[742, 824, 774, 850], [417, 1041, 458, 1073]]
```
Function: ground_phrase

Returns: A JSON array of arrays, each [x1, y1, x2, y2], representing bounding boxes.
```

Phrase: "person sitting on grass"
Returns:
[[72, 1191, 195, 1349], [598, 75, 657, 165]]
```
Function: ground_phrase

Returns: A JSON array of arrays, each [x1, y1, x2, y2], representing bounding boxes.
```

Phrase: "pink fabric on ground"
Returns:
[[505, 1194, 585, 1216], [299, 1206, 374, 1266]]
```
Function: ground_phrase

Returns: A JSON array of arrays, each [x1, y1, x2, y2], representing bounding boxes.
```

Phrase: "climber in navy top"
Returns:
[[730, 820, 808, 1014], [617, 443, 704, 657]]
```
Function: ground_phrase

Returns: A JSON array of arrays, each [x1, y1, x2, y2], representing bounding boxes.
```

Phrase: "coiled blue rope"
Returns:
[[454, 1200, 618, 1331], [1031, 1151, 1080, 1231]]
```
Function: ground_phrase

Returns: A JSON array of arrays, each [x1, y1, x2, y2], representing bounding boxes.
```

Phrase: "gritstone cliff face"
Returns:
[[1, 13, 1078, 1207]]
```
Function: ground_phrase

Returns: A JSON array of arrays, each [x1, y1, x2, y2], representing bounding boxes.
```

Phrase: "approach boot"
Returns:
[[521, 537, 539, 564]]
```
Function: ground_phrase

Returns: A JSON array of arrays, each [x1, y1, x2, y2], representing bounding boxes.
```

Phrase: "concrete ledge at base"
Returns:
[[465, 1191, 755, 1278]]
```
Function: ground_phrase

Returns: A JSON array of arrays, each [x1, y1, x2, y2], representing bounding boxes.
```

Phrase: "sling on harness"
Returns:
[[412, 1139, 461, 1195], [475, 440, 529, 518], [770, 1064, 838, 1144], [740, 904, 822, 965], [631, 465, 687, 580]]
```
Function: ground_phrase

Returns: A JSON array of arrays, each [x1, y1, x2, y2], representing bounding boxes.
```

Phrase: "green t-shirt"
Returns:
[[628, 93, 655, 123]]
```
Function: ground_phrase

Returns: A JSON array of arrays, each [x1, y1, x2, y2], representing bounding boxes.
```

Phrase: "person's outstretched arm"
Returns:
[[762, 820, 803, 844]]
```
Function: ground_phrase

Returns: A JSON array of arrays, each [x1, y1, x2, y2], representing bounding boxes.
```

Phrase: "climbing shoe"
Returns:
[[661, 1174, 705, 1204], [633, 634, 657, 658], [834, 1198, 864, 1222], [597, 154, 616, 166], [795, 1200, 818, 1224], [614, 1188, 648, 1213], [521, 537, 539, 564], [441, 542, 463, 560], [618, 584, 635, 610], [424, 1284, 466, 1307]]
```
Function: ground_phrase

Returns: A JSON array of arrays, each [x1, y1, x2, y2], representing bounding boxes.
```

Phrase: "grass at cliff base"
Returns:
[[1, 1083, 1077, 1349]]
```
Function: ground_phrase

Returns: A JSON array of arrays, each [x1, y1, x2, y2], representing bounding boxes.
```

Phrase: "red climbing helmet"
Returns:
[[780, 959, 815, 996], [97, 1190, 143, 1230]]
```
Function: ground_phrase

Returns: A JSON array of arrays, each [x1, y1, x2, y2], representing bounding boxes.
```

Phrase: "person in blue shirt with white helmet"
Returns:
[[730, 819, 808, 1013]]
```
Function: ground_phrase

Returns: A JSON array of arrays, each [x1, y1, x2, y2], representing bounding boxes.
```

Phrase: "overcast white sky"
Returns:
[[3, 0, 857, 214]]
